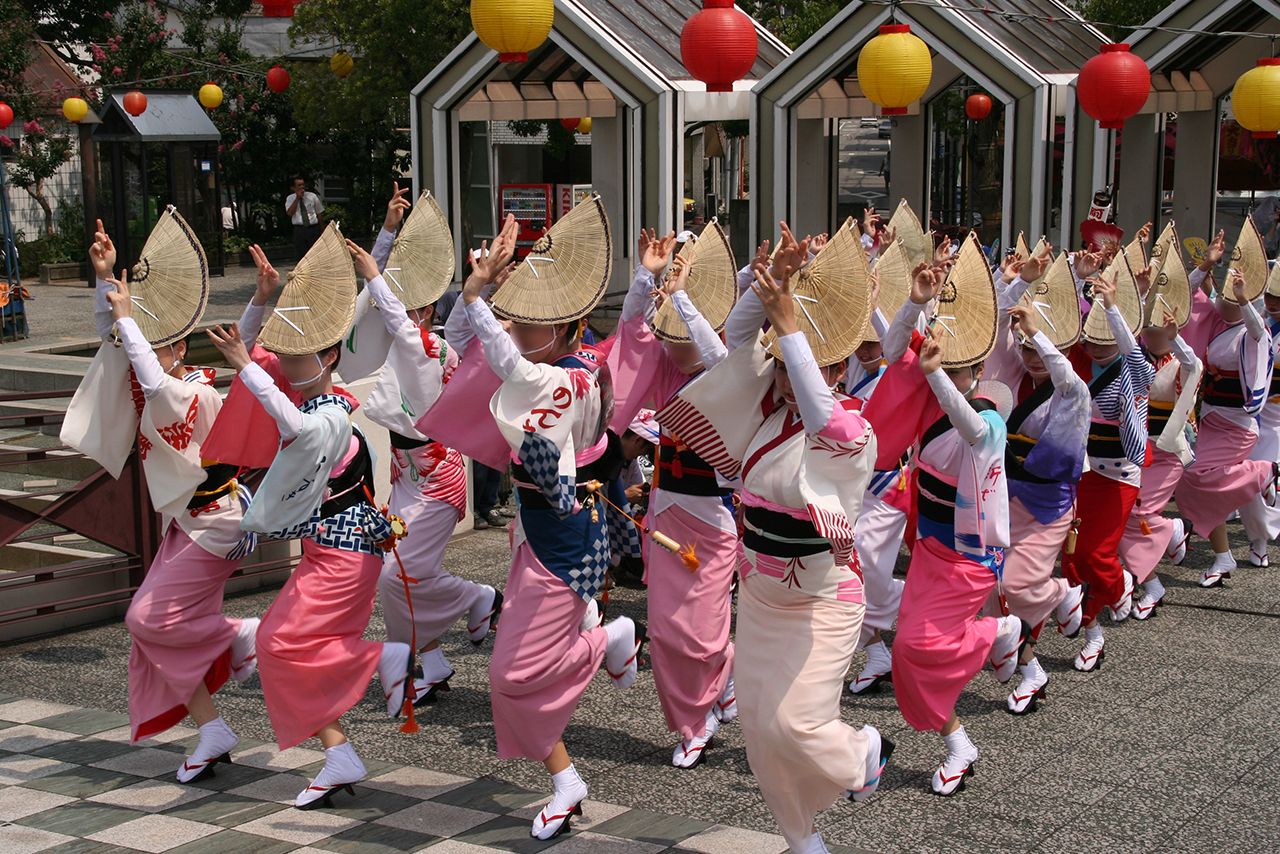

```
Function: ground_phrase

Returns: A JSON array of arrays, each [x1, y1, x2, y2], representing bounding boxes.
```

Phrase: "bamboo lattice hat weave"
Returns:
[[1018, 252, 1082, 350], [491, 195, 612, 324], [1267, 251, 1280, 298], [888, 199, 932, 268], [1222, 217, 1268, 304], [1082, 251, 1142, 345], [128, 206, 209, 347], [764, 218, 872, 368], [385, 191, 455, 311], [1124, 236, 1147, 280], [1144, 221, 1190, 328], [933, 233, 997, 369], [258, 222, 357, 355], [653, 218, 736, 342], [865, 238, 912, 343]]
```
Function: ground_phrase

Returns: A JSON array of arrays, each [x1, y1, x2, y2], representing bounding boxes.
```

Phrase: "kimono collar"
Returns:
[[300, 392, 355, 416]]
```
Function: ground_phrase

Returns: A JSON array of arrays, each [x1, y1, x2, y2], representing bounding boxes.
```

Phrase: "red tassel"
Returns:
[[1139, 518, 1151, 536], [399, 698, 420, 734]]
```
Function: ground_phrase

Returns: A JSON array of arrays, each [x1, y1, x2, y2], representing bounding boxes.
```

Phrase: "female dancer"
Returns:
[[1175, 269, 1273, 585], [607, 229, 738, 768], [867, 256, 1022, 795], [1061, 267, 1155, 670], [659, 223, 890, 853], [62, 221, 258, 782], [206, 242, 411, 808], [457, 213, 644, 841], [352, 187, 500, 702]]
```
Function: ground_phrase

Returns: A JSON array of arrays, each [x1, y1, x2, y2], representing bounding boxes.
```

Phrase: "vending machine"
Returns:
[[555, 184, 594, 220], [499, 183, 553, 259]]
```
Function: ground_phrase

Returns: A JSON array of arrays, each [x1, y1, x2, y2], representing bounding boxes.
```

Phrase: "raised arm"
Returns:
[[88, 220, 119, 341], [372, 183, 411, 273], [206, 324, 303, 440], [241, 244, 281, 351], [626, 229, 675, 323], [465, 298, 522, 381], [103, 277, 167, 400], [348, 240, 412, 337], [920, 329, 988, 446], [670, 290, 727, 369]]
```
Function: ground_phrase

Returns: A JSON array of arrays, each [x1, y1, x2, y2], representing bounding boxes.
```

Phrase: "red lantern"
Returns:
[[1077, 43, 1150, 130], [965, 93, 992, 121], [123, 90, 147, 117], [261, 0, 295, 16], [0, 102, 12, 130], [266, 65, 291, 94], [560, 117, 581, 131], [680, 0, 758, 94]]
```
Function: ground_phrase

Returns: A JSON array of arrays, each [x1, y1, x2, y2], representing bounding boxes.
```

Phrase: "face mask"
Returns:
[[290, 354, 329, 389]]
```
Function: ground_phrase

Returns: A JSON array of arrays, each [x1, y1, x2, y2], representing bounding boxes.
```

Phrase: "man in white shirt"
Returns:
[[285, 176, 323, 260]]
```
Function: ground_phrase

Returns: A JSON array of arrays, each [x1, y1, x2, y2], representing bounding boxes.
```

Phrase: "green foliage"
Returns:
[[0, 0, 37, 117], [15, 197, 87, 271], [742, 1, 844, 49], [1079, 0, 1168, 40]]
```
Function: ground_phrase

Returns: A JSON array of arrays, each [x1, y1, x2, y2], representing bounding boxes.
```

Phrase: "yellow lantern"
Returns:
[[576, 117, 592, 134], [1232, 58, 1280, 139], [857, 24, 932, 115], [198, 82, 223, 110], [330, 51, 354, 79], [62, 97, 89, 122], [471, 0, 554, 63]]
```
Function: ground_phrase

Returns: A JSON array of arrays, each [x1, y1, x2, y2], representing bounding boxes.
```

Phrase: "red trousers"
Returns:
[[1061, 470, 1139, 624]]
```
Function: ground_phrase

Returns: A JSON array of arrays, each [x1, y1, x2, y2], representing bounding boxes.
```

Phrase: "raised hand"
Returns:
[[751, 266, 798, 337], [664, 254, 691, 295], [248, 244, 280, 305], [862, 207, 880, 236], [810, 232, 829, 254], [345, 238, 380, 283], [868, 268, 881, 313], [771, 222, 811, 282], [89, 219, 116, 280], [1137, 221, 1153, 245], [1162, 310, 1178, 337], [383, 181, 411, 232], [1092, 271, 1117, 310], [206, 324, 251, 371], [919, 325, 943, 375], [1074, 249, 1105, 281], [933, 235, 953, 266], [104, 270, 131, 321], [1020, 243, 1052, 283], [1202, 229, 1226, 270], [638, 228, 676, 276], [910, 262, 941, 305], [1134, 262, 1154, 297], [1229, 269, 1247, 303], [1008, 304, 1038, 341]]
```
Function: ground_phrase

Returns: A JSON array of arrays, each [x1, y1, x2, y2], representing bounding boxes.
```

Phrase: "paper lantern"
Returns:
[[560, 117, 581, 131], [1077, 44, 1150, 130], [857, 24, 932, 116], [680, 0, 759, 93], [266, 65, 291, 94], [330, 52, 354, 78], [965, 93, 992, 121], [0, 102, 12, 130], [261, 0, 296, 16], [577, 117, 592, 134], [62, 97, 89, 123], [123, 90, 147, 117], [198, 83, 223, 110], [471, 0, 554, 63], [1232, 58, 1280, 140]]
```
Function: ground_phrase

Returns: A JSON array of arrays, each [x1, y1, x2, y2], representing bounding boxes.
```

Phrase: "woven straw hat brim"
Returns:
[[888, 199, 932, 268], [1124, 237, 1147, 281], [1018, 252, 1082, 350], [976, 379, 1013, 420], [764, 218, 872, 367], [1144, 224, 1191, 328], [1082, 252, 1142, 345], [865, 238, 912, 343], [128, 206, 209, 347], [653, 219, 737, 342], [1015, 232, 1031, 262], [491, 195, 612, 324], [258, 222, 357, 355], [1222, 217, 1268, 304], [934, 233, 997, 369], [385, 191, 455, 311], [1267, 253, 1280, 298]]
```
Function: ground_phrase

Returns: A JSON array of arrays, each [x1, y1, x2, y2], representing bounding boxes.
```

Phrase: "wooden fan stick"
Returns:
[[582, 480, 700, 571]]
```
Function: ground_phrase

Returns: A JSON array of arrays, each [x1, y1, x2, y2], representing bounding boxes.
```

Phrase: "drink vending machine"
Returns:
[[498, 184, 553, 259]]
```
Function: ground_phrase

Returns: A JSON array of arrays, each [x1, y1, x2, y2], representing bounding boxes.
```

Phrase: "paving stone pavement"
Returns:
[[2, 518, 1280, 853]]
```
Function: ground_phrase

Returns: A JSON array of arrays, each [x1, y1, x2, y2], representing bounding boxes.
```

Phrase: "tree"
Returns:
[[1079, 0, 1168, 40], [4, 121, 73, 236], [742, 1, 844, 49]]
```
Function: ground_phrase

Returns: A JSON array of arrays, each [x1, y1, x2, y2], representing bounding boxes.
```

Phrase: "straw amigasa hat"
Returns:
[[652, 218, 736, 342], [490, 194, 612, 324], [933, 232, 998, 369], [126, 206, 209, 347], [1082, 251, 1142, 345], [1124, 235, 1147, 279], [384, 191, 455, 311], [1267, 249, 1280, 298], [888, 199, 932, 268], [258, 222, 357, 355], [762, 218, 872, 367], [1015, 232, 1031, 262], [1221, 216, 1268, 304], [1018, 252, 1082, 350], [865, 237, 912, 343], [1143, 221, 1191, 328]]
